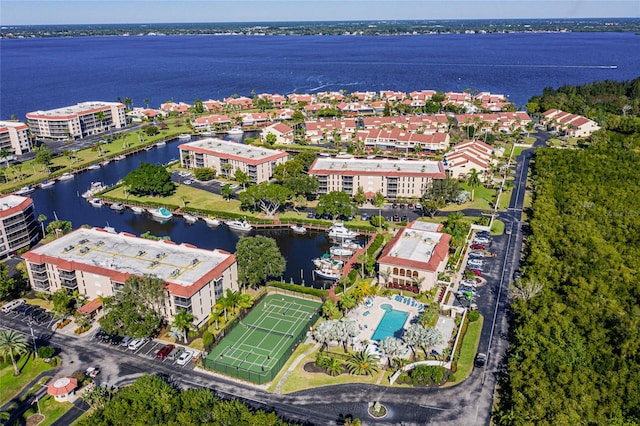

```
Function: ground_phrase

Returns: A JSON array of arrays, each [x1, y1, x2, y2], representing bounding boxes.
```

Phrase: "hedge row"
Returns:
[[267, 281, 328, 299]]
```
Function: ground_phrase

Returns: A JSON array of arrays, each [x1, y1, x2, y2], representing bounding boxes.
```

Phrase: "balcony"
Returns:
[[33, 280, 50, 290], [59, 270, 76, 280], [61, 278, 78, 290], [174, 296, 192, 309], [31, 264, 46, 273], [112, 282, 125, 292]]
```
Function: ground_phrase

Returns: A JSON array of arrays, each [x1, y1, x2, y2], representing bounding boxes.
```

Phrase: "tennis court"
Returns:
[[204, 292, 322, 384]]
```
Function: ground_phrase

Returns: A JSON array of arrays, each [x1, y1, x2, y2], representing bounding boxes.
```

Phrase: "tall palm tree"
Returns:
[[325, 357, 343, 377], [378, 268, 392, 288], [37, 214, 47, 237], [403, 323, 424, 360], [312, 320, 334, 351], [346, 350, 380, 376], [467, 168, 482, 201], [143, 99, 150, 109], [209, 308, 222, 330], [0, 148, 12, 168], [172, 309, 195, 344], [0, 330, 29, 376]]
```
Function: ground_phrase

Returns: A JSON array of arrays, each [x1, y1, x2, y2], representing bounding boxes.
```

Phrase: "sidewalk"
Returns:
[[273, 342, 320, 395]]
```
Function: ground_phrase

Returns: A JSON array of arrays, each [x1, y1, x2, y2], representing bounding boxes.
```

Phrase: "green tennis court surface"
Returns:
[[205, 293, 322, 384]]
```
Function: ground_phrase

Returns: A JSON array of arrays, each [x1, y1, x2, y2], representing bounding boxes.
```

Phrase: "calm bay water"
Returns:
[[2, 32, 640, 119], [3, 31, 640, 285]]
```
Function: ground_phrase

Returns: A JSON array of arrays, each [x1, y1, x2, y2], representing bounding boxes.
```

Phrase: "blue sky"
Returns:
[[2, 1, 639, 26]]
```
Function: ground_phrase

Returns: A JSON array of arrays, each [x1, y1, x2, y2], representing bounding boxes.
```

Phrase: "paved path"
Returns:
[[274, 342, 320, 395], [1, 369, 57, 425]]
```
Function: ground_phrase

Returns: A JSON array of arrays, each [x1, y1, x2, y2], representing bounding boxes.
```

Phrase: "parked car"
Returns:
[[513, 270, 521, 280], [391, 203, 398, 209], [414, 203, 422, 211], [470, 244, 486, 250], [468, 259, 484, 266], [399, 203, 406, 209], [401, 215, 408, 222], [34, 312, 51, 325], [306, 212, 314, 219], [120, 336, 132, 347], [468, 251, 484, 258], [2, 299, 25, 313], [473, 238, 490, 244], [128, 338, 146, 351], [167, 347, 184, 362], [85, 367, 100, 378], [461, 279, 478, 287], [407, 203, 414, 209], [176, 350, 194, 366], [110, 335, 123, 345], [156, 344, 175, 360], [476, 231, 490, 238], [360, 213, 368, 221], [14, 304, 30, 315], [468, 269, 482, 276], [393, 214, 400, 222], [475, 352, 487, 367]]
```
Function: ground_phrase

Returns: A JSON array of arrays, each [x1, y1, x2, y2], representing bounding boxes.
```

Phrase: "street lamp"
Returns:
[[28, 321, 38, 357]]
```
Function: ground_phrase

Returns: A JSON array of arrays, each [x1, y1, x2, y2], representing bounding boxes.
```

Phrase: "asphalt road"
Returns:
[[1, 135, 546, 425]]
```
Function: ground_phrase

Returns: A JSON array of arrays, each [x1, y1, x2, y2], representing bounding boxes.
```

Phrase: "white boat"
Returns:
[[313, 255, 344, 269], [40, 180, 56, 189], [203, 216, 220, 227], [58, 172, 75, 181], [227, 127, 244, 135], [87, 163, 101, 170], [110, 202, 125, 211], [101, 160, 111, 166], [89, 198, 104, 208], [148, 208, 173, 220], [341, 240, 362, 250], [290, 224, 307, 234], [314, 268, 342, 281], [130, 206, 145, 214], [114, 155, 126, 161], [15, 185, 35, 196], [156, 140, 167, 147], [82, 181, 106, 198], [183, 214, 197, 224], [177, 134, 191, 141], [328, 222, 359, 239], [330, 246, 354, 257], [226, 218, 252, 232]]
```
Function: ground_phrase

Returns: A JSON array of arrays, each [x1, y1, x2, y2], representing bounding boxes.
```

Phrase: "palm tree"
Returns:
[[221, 163, 233, 179], [234, 170, 251, 190], [0, 148, 12, 168], [123, 97, 133, 110], [346, 350, 380, 376], [312, 320, 334, 351], [143, 99, 150, 109], [221, 184, 234, 202], [37, 214, 47, 237], [356, 252, 368, 278], [172, 309, 195, 344], [0, 330, 29, 376], [209, 307, 222, 330], [321, 300, 340, 320], [223, 289, 240, 315], [466, 168, 482, 201], [237, 293, 253, 310], [378, 337, 403, 368], [378, 268, 392, 288], [322, 357, 341, 376], [403, 323, 424, 360], [339, 294, 357, 314]]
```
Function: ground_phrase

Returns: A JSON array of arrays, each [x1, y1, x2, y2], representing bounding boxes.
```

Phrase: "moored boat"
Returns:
[[40, 180, 56, 189], [226, 127, 244, 135], [148, 207, 173, 220], [58, 172, 75, 181], [328, 222, 359, 239], [330, 246, 354, 257], [314, 268, 342, 281], [114, 155, 126, 161], [156, 140, 167, 147], [183, 214, 197, 223], [177, 134, 191, 141], [110, 202, 125, 211], [15, 185, 35, 196], [290, 223, 307, 234], [203, 216, 220, 227], [130, 206, 145, 214], [82, 181, 106, 198], [226, 218, 252, 232], [89, 198, 104, 208], [87, 163, 101, 170]]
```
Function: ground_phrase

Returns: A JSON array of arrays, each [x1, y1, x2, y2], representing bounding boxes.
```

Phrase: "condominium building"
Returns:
[[26, 101, 126, 141], [378, 221, 451, 292], [0, 121, 32, 156], [308, 157, 446, 199], [179, 138, 288, 184], [22, 227, 238, 326], [0, 195, 40, 258]]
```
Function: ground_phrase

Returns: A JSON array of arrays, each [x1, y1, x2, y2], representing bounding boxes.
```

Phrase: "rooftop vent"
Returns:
[[79, 239, 89, 245], [137, 250, 146, 256], [79, 247, 90, 254], [170, 269, 180, 277], [63, 245, 74, 252], [95, 241, 104, 247], [192, 258, 199, 265], [150, 260, 159, 267]]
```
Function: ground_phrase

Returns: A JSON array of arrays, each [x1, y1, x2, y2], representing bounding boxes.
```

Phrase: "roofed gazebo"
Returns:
[[47, 377, 78, 401]]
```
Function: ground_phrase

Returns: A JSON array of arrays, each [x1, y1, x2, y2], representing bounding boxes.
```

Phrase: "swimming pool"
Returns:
[[371, 304, 409, 341]]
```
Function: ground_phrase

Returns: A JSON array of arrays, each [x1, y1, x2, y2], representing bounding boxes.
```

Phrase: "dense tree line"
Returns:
[[496, 135, 640, 424], [78, 374, 297, 426], [526, 77, 640, 134]]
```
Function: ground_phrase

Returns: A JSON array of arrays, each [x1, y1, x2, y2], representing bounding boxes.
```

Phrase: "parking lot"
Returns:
[[2, 301, 57, 330], [90, 329, 197, 370]]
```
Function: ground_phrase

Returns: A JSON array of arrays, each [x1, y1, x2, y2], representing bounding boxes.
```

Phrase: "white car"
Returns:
[[461, 279, 478, 288], [176, 350, 194, 366], [128, 338, 147, 351], [468, 259, 484, 266]]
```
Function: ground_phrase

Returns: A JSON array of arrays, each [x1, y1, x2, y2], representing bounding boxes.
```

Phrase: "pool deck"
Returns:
[[348, 295, 423, 352]]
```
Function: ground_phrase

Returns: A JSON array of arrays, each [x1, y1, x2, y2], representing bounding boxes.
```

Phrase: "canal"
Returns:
[[29, 137, 359, 288]]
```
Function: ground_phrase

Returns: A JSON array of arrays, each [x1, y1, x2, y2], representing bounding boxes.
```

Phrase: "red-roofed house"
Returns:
[[192, 114, 232, 131], [378, 221, 450, 292], [0, 121, 31, 155], [541, 109, 600, 137], [261, 123, 294, 144]]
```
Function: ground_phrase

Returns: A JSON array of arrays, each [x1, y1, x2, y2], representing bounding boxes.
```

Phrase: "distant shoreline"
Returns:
[[3, 18, 640, 39]]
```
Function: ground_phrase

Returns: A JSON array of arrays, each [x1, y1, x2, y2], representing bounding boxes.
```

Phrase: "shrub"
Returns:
[[37, 346, 55, 359], [193, 167, 216, 181], [267, 282, 327, 299], [56, 318, 72, 329], [467, 310, 480, 322], [202, 331, 213, 348]]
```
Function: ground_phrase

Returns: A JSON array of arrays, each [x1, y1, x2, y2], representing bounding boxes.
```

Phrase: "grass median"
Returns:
[[0, 353, 55, 405], [447, 315, 484, 384]]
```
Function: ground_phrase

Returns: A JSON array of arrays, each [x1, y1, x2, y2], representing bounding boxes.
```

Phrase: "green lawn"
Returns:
[[440, 183, 495, 212], [22, 393, 72, 426], [447, 316, 484, 384], [0, 353, 55, 405]]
